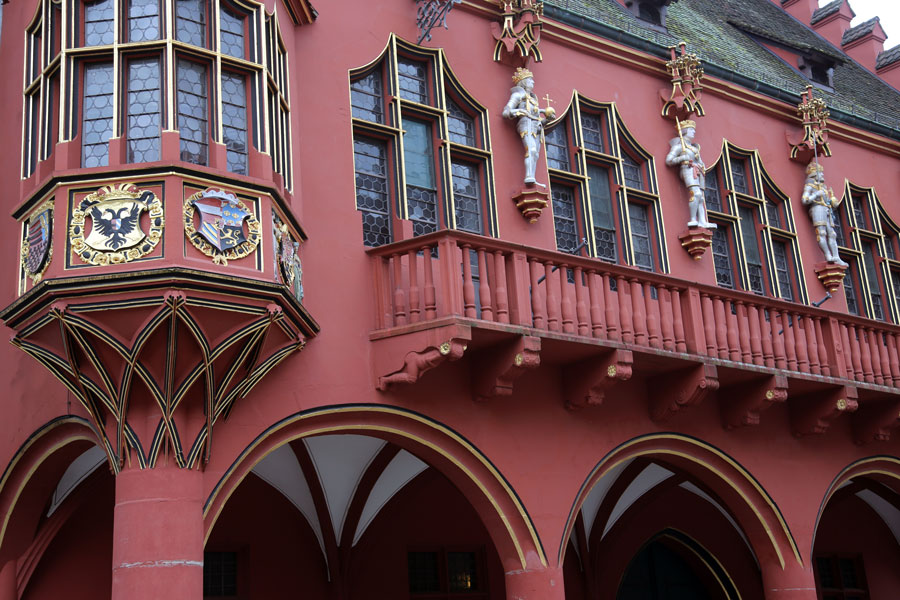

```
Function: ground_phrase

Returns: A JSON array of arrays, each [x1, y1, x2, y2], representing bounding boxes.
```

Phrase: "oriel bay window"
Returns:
[[23, 0, 293, 188], [349, 35, 497, 247], [704, 143, 807, 302], [544, 93, 667, 271]]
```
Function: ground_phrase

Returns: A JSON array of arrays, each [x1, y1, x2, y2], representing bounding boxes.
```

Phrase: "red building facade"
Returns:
[[0, 0, 899, 598]]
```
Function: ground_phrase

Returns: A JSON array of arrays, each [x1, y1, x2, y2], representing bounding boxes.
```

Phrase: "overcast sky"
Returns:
[[823, 0, 900, 47]]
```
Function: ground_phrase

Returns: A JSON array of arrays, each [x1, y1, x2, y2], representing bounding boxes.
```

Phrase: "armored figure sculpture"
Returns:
[[802, 162, 848, 266], [665, 119, 716, 229], [503, 67, 555, 185]]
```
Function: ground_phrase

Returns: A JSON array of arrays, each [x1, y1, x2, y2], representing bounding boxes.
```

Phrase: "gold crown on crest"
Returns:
[[806, 162, 825, 175], [512, 67, 534, 85], [676, 119, 696, 130]]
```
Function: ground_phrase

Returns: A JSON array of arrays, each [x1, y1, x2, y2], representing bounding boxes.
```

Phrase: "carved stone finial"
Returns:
[[660, 42, 704, 120], [787, 85, 832, 163], [491, 0, 544, 66]]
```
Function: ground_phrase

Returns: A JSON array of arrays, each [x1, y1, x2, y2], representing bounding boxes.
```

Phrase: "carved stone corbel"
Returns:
[[473, 335, 541, 402], [377, 339, 467, 391], [563, 349, 633, 410], [852, 400, 900, 444], [790, 386, 858, 436], [719, 374, 788, 430], [649, 363, 719, 422]]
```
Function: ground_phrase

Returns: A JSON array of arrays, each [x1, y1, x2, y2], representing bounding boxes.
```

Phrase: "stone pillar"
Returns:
[[0, 560, 16, 600], [761, 561, 818, 600], [112, 464, 204, 600], [504, 566, 565, 600]]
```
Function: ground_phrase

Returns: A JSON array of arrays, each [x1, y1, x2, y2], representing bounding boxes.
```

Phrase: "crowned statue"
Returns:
[[802, 162, 848, 266], [502, 67, 556, 186], [665, 119, 716, 229]]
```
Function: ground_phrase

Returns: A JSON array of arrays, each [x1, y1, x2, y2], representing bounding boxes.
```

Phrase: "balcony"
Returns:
[[369, 230, 900, 443]]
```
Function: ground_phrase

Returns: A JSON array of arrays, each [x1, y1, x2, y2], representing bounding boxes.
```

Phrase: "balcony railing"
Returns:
[[368, 230, 900, 390]]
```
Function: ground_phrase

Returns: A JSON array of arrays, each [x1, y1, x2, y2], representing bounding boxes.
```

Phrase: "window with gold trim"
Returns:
[[704, 142, 807, 302], [21, 0, 293, 189], [543, 93, 667, 272], [838, 183, 899, 322], [349, 35, 497, 247]]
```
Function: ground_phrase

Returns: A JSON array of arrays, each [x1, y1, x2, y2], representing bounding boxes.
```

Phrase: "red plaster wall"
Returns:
[[21, 475, 114, 600]]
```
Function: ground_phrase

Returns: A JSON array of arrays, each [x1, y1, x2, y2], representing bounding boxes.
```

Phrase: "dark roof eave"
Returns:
[[542, 4, 900, 143]]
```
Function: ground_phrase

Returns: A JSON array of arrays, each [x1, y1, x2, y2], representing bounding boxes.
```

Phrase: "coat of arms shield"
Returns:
[[183, 190, 261, 266], [21, 202, 53, 283]]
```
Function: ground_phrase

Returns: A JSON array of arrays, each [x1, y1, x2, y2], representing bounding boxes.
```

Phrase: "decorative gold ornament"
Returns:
[[607, 365, 617, 377], [836, 398, 847, 411], [676, 119, 696, 131], [514, 353, 524, 366], [439, 341, 452, 355], [183, 190, 261, 266], [765, 390, 775, 400], [70, 183, 163, 266], [21, 200, 54, 284], [512, 66, 534, 85]]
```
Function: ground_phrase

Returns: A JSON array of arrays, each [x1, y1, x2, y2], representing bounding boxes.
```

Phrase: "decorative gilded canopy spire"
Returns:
[[660, 41, 705, 120], [787, 85, 832, 162]]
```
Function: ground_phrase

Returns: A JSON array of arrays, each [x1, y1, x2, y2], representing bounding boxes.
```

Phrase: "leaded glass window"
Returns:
[[738, 205, 764, 294], [544, 125, 569, 171], [403, 119, 438, 237], [127, 58, 161, 163], [552, 186, 579, 254], [844, 259, 860, 315], [82, 63, 114, 167], [772, 239, 794, 301], [84, 0, 114, 46], [712, 227, 735, 289], [220, 6, 244, 59], [448, 100, 476, 147], [587, 164, 616, 262], [175, 0, 206, 47], [863, 244, 885, 320], [730, 158, 748, 194], [128, 0, 160, 42], [622, 155, 643, 189], [704, 168, 722, 212], [408, 552, 441, 594], [452, 161, 483, 234], [354, 137, 391, 247], [833, 209, 847, 247], [853, 197, 867, 229], [581, 113, 604, 153], [176, 59, 208, 165], [222, 72, 248, 174], [629, 202, 653, 271], [351, 72, 384, 123], [891, 270, 900, 312], [398, 58, 428, 104], [885, 236, 896, 260], [766, 200, 781, 228]]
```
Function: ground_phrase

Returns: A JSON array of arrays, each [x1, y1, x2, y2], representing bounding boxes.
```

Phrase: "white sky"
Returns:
[[822, 0, 900, 47]]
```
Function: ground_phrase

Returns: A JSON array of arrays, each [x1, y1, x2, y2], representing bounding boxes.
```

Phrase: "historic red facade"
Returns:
[[1, 0, 899, 598]]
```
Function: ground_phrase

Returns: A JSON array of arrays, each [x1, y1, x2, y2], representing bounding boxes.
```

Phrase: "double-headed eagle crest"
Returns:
[[69, 183, 164, 266]]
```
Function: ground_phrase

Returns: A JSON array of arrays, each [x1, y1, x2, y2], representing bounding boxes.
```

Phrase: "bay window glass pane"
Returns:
[[176, 59, 208, 165], [220, 7, 244, 59], [451, 161, 482, 234], [85, 0, 114, 46], [82, 62, 114, 167], [738, 204, 764, 294], [127, 58, 161, 163], [447, 100, 476, 147], [222, 72, 248, 174], [629, 202, 654, 271], [403, 119, 437, 236], [129, 0, 159, 41], [398, 58, 428, 104], [772, 240, 794, 301], [350, 72, 383, 123], [581, 113, 605, 153], [863, 244, 884, 320], [176, 0, 206, 47], [587, 164, 616, 262], [712, 227, 735, 289], [552, 185, 578, 254], [545, 125, 569, 171], [354, 137, 391, 247]]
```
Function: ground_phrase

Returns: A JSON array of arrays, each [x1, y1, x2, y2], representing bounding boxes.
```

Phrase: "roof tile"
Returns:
[[842, 16, 880, 46], [810, 0, 841, 25], [876, 45, 900, 70]]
